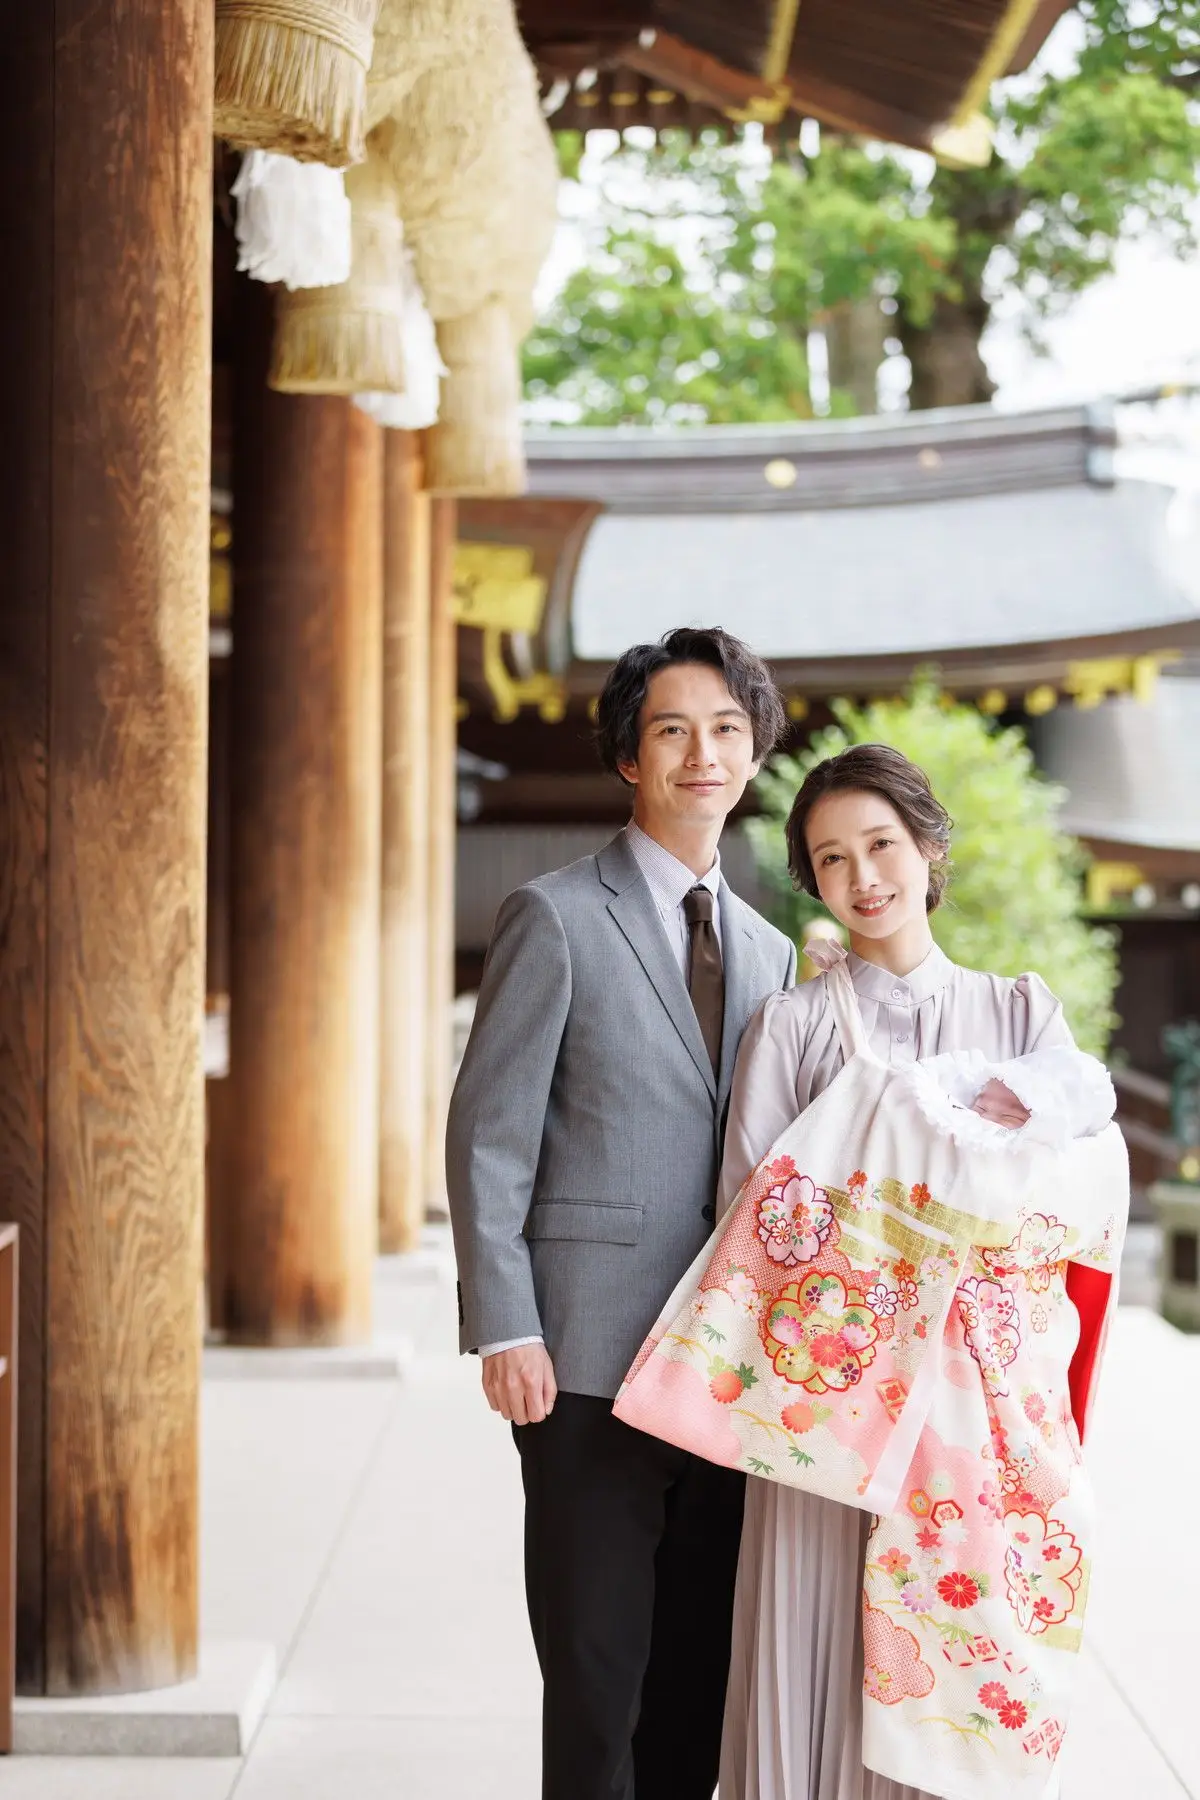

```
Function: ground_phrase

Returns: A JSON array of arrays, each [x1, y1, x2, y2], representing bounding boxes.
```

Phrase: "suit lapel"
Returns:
[[717, 882, 762, 1113], [598, 836, 717, 1102]]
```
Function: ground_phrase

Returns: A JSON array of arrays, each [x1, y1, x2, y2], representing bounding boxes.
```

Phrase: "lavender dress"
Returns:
[[716, 945, 1081, 1800]]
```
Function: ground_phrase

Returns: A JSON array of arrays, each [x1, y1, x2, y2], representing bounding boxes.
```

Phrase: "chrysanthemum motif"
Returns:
[[756, 1173, 834, 1267], [763, 1272, 879, 1393]]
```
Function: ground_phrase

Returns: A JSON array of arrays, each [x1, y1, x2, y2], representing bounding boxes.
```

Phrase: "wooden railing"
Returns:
[[0, 1224, 15, 1754], [1112, 1067, 1178, 1213]]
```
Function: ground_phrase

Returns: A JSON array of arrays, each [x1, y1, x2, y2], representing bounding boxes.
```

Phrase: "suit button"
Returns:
[[701, 1204, 716, 1223]]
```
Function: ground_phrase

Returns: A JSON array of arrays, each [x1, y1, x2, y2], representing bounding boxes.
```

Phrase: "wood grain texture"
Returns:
[[424, 499, 459, 1214], [43, 0, 211, 1695], [0, 1229, 18, 1744], [379, 435, 433, 1254], [0, 0, 212, 1696], [214, 278, 383, 1344], [0, 1, 53, 1699]]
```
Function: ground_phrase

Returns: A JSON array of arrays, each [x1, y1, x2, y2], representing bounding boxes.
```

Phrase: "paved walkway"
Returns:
[[5, 1227, 1194, 1798]]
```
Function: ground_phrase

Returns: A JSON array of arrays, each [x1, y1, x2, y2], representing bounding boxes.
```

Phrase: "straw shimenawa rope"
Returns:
[[215, 0, 380, 167], [424, 299, 526, 496], [269, 142, 407, 394]]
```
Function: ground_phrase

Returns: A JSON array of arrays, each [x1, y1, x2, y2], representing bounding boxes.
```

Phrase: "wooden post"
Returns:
[[0, 0, 212, 1693], [211, 278, 383, 1345], [0, 1227, 17, 1745], [379, 435, 433, 1253], [425, 499, 459, 1212]]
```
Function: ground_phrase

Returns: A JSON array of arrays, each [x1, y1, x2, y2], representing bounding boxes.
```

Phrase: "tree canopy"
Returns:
[[523, 0, 1200, 421]]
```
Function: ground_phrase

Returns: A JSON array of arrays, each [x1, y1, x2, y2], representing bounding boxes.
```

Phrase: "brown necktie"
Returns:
[[684, 885, 724, 1076]]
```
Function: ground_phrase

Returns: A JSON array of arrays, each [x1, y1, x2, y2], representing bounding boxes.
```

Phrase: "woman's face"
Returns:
[[804, 788, 936, 951]]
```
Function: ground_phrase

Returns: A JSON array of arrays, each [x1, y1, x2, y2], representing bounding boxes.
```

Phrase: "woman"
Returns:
[[717, 743, 1115, 1800]]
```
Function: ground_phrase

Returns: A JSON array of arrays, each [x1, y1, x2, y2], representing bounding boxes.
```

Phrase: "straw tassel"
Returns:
[[423, 299, 526, 496], [270, 146, 407, 394], [215, 0, 381, 167]]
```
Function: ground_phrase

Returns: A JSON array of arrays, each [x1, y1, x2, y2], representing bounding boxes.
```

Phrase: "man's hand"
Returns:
[[482, 1343, 558, 1425], [970, 1078, 1031, 1130]]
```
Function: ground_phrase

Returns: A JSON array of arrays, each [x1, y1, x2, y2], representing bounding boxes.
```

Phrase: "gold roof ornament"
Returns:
[[1063, 652, 1182, 709], [1085, 862, 1145, 910], [452, 543, 567, 723], [931, 0, 1047, 169]]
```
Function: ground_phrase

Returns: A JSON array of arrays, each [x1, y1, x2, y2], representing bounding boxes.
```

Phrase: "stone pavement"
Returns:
[[3, 1226, 1194, 1798]]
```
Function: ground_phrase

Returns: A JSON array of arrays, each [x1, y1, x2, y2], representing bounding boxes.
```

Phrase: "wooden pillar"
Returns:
[[211, 278, 383, 1345], [379, 436, 433, 1253], [0, 0, 212, 1693], [425, 499, 459, 1211]]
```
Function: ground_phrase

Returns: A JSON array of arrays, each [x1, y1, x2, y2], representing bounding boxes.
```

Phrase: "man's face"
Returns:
[[617, 661, 761, 836]]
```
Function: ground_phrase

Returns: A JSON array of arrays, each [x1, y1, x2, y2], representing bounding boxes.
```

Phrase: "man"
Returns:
[[447, 627, 796, 1800]]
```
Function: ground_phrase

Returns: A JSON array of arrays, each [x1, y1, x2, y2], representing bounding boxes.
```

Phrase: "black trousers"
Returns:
[[514, 1391, 746, 1800]]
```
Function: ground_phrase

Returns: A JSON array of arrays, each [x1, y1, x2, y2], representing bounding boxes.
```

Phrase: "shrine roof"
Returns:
[[520, 0, 1072, 152], [566, 479, 1200, 667]]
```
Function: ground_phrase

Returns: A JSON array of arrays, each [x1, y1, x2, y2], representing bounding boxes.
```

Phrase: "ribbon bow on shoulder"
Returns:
[[802, 933, 849, 973]]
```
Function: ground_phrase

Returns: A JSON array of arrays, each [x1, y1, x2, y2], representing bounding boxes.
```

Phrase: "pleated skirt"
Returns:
[[719, 1482, 938, 1800]]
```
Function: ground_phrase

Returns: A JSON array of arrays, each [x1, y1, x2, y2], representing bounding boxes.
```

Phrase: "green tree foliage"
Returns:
[[525, 2, 1199, 419], [744, 683, 1119, 1056]]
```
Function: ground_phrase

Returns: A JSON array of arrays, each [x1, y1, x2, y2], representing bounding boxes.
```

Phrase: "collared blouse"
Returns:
[[718, 944, 1075, 1214]]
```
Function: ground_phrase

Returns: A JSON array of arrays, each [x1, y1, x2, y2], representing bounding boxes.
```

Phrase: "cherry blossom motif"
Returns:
[[887, 1257, 920, 1311], [983, 1212, 1069, 1292], [756, 1172, 834, 1267], [957, 1275, 1022, 1396], [978, 1479, 1004, 1522], [723, 1266, 765, 1317], [763, 1272, 880, 1394], [847, 1169, 868, 1195], [1004, 1512, 1083, 1635], [910, 1182, 932, 1209], [878, 1548, 911, 1578], [866, 1282, 898, 1317]]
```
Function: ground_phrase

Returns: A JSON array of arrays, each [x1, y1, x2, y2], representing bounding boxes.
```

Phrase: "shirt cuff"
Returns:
[[478, 1335, 544, 1358]]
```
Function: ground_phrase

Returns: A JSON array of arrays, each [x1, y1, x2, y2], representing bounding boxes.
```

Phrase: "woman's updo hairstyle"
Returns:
[[785, 744, 953, 915]]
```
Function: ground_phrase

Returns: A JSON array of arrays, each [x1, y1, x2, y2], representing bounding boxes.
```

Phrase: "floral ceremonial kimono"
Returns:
[[614, 947, 1128, 1800]]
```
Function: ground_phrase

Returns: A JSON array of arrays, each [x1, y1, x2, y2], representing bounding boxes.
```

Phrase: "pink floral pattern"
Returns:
[[614, 1111, 1125, 1796], [956, 1275, 1021, 1395], [762, 1271, 880, 1394], [984, 1212, 1069, 1292], [756, 1172, 834, 1267], [1004, 1511, 1083, 1635]]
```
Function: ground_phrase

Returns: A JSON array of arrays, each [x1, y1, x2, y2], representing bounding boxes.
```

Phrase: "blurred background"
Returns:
[[2, 1, 1198, 1794]]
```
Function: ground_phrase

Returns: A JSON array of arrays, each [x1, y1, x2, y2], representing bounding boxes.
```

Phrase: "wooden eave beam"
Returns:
[[518, 0, 652, 38], [621, 30, 788, 119], [566, 619, 1200, 702], [623, 28, 937, 146]]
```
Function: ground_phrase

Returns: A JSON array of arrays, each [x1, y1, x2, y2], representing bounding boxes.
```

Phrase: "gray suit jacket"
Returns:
[[446, 831, 796, 1398]]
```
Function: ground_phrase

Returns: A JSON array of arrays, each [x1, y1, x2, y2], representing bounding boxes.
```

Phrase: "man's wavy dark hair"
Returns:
[[595, 627, 787, 785]]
